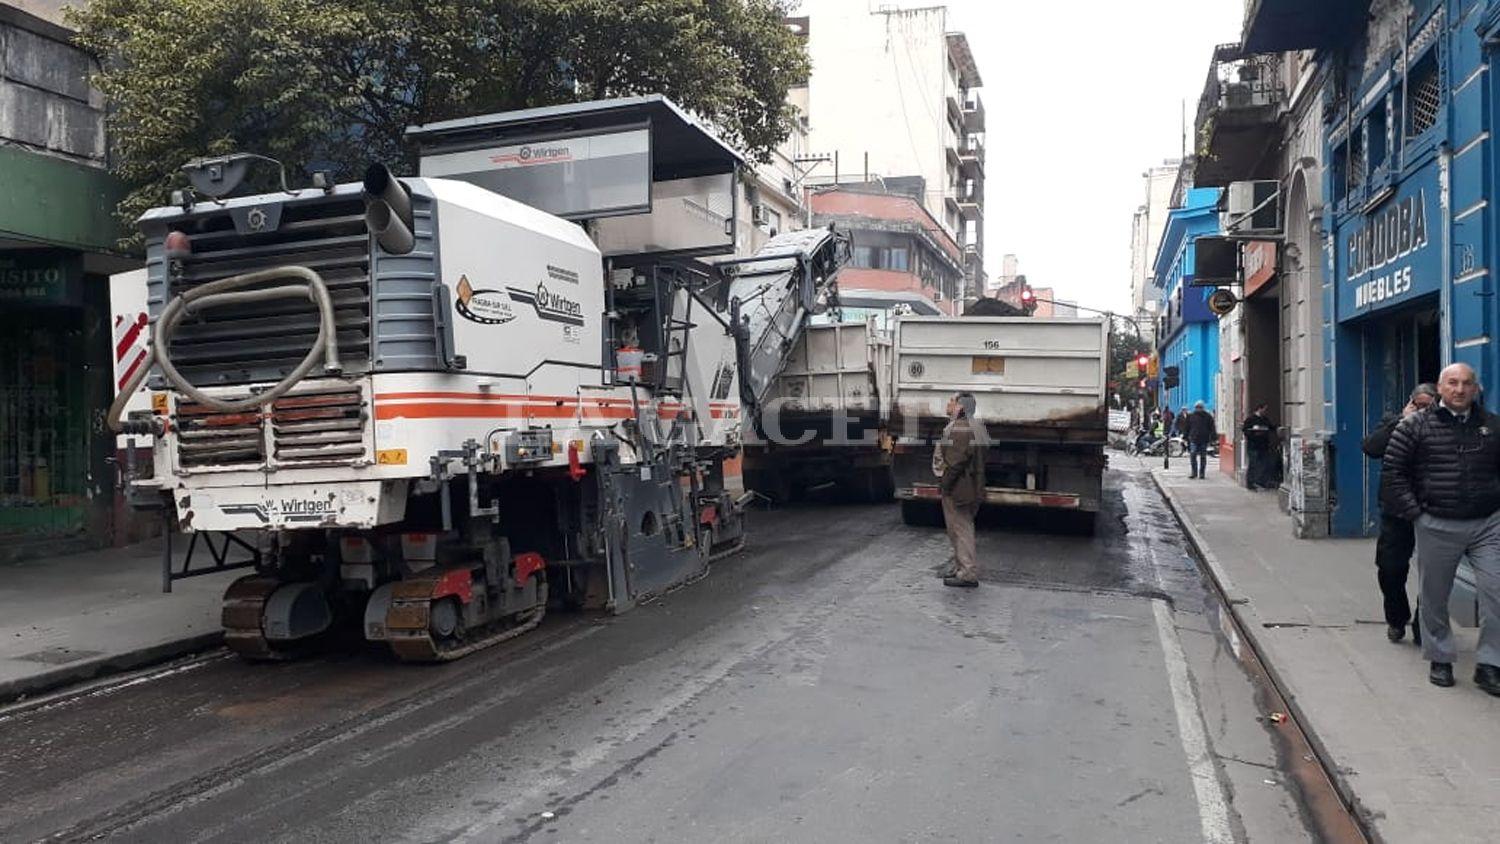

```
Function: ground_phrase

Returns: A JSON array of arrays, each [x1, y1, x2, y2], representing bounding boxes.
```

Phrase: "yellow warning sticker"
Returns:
[[376, 448, 408, 466], [151, 392, 169, 414]]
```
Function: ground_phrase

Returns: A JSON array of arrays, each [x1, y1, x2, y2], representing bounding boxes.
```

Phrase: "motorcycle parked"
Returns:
[[1126, 427, 1186, 458]]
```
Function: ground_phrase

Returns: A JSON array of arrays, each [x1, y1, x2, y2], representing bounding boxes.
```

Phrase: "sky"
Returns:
[[946, 0, 1245, 314]]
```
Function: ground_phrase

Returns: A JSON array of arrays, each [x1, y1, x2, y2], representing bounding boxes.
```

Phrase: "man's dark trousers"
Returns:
[[1246, 443, 1269, 488], [1189, 441, 1208, 478], [1375, 513, 1415, 629]]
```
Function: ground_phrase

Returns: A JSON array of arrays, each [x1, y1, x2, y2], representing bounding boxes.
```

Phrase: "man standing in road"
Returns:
[[1363, 383, 1437, 644], [936, 392, 985, 588], [1185, 400, 1217, 479], [1382, 363, 1500, 694], [1241, 403, 1276, 490]]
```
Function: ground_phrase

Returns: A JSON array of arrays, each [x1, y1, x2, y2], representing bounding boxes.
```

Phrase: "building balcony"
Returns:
[[1193, 45, 1283, 188], [963, 93, 985, 133], [958, 136, 984, 175], [1243, 0, 1370, 54], [958, 184, 982, 219], [946, 91, 964, 128], [963, 244, 982, 273]]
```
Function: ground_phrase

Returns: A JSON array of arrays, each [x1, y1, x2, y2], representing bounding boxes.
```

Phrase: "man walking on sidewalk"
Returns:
[[1383, 363, 1500, 694], [1185, 400, 1216, 479], [936, 392, 985, 588], [1363, 383, 1436, 644]]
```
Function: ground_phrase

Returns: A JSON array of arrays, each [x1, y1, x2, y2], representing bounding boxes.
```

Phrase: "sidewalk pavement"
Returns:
[[1152, 458, 1500, 844], [0, 536, 240, 701]]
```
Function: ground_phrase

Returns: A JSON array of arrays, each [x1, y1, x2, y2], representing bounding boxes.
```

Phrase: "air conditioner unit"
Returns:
[[1220, 180, 1281, 236], [751, 205, 769, 226]]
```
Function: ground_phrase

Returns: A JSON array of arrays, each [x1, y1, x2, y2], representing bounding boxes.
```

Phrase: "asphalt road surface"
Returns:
[[0, 460, 1321, 842]]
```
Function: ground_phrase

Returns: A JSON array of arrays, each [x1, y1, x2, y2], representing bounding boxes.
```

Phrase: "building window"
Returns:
[[1367, 100, 1388, 174], [758, 206, 782, 234], [1407, 50, 1442, 137], [1347, 126, 1365, 192], [850, 245, 914, 272], [1331, 141, 1348, 204]]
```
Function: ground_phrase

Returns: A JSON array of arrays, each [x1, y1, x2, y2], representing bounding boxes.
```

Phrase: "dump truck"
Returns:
[[888, 316, 1109, 529], [740, 318, 893, 502]]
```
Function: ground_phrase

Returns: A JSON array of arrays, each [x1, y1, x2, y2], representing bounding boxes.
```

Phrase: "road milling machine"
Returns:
[[110, 97, 845, 662]]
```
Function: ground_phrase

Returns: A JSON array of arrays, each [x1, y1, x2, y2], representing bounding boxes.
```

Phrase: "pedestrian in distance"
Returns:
[[1161, 406, 1175, 440], [1382, 363, 1500, 694], [936, 391, 985, 588], [1242, 403, 1277, 490], [1185, 400, 1217, 479], [1362, 383, 1437, 645]]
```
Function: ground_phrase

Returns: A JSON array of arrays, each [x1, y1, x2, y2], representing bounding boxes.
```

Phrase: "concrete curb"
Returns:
[[0, 632, 224, 704], [1149, 469, 1384, 844]]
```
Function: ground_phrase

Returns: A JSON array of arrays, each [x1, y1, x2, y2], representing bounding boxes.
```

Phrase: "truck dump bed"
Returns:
[[762, 320, 890, 416], [743, 319, 894, 502], [890, 316, 1108, 437]]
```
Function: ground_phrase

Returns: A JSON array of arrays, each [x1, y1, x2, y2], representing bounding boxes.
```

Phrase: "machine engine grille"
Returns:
[[159, 195, 372, 386], [174, 385, 368, 471]]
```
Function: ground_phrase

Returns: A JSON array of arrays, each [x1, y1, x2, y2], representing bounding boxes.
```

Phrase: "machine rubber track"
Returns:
[[220, 575, 293, 660], [385, 577, 549, 663]]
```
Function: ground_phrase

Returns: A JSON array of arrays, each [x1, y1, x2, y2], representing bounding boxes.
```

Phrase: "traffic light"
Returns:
[[1020, 286, 1037, 313], [1139, 378, 1147, 389], [1135, 353, 1150, 370], [1163, 365, 1181, 390]]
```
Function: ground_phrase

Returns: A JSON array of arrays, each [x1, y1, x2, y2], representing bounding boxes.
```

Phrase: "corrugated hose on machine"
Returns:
[[108, 265, 342, 434]]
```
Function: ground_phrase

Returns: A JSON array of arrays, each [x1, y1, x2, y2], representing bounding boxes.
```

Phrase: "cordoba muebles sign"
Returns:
[[1337, 172, 1438, 321]]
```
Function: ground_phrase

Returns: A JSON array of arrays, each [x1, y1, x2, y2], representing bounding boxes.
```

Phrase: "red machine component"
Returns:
[[430, 568, 474, 604], [567, 440, 586, 481], [513, 552, 546, 584]]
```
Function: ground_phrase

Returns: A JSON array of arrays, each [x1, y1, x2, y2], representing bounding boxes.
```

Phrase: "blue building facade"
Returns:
[[1153, 187, 1225, 416], [1315, 2, 1493, 536]]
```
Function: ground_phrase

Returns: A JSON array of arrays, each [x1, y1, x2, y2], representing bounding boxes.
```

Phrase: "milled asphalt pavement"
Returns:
[[0, 464, 1322, 842]]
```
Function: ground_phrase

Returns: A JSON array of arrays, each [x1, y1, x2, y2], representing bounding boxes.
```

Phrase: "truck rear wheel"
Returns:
[[843, 468, 894, 503], [901, 499, 942, 527], [746, 468, 794, 503], [1064, 510, 1098, 535]]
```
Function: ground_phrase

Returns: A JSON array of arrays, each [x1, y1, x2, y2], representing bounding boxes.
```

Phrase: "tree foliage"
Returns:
[[69, 0, 809, 236]]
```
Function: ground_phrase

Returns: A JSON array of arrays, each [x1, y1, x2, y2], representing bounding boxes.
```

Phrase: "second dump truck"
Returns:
[[887, 316, 1109, 529]]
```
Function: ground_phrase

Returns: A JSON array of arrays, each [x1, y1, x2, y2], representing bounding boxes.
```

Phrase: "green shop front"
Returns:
[[0, 144, 136, 556]]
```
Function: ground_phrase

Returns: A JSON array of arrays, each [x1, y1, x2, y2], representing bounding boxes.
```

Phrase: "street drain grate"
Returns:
[[15, 647, 105, 665]]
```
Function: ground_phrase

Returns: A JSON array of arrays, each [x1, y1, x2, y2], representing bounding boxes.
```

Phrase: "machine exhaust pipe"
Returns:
[[363, 163, 415, 255]]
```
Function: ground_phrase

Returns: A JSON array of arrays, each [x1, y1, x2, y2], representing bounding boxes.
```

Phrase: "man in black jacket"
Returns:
[[1382, 363, 1500, 693], [1362, 383, 1436, 644], [1184, 400, 1217, 479], [1242, 403, 1277, 490]]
